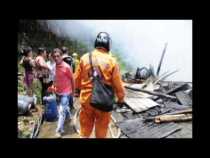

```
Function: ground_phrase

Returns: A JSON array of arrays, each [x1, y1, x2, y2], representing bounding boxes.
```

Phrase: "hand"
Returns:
[[74, 89, 80, 97], [47, 85, 56, 93], [116, 101, 126, 108], [74, 92, 79, 97]]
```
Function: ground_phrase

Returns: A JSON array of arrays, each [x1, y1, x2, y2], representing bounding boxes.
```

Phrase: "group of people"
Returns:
[[20, 46, 79, 99], [19, 32, 125, 138]]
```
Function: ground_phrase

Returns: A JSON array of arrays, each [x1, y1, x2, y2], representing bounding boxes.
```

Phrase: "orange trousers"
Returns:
[[79, 104, 111, 138]]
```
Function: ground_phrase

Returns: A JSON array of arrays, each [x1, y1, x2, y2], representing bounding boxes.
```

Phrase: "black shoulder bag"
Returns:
[[89, 52, 115, 112]]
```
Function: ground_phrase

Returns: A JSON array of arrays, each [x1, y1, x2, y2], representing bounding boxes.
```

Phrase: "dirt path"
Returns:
[[38, 120, 80, 138], [38, 98, 117, 138], [38, 98, 81, 138]]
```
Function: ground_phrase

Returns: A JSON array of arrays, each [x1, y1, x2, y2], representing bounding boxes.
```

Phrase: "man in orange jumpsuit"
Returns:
[[74, 32, 125, 138]]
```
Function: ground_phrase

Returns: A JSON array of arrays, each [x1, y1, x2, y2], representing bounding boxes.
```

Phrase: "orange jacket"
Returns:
[[74, 48, 125, 105]]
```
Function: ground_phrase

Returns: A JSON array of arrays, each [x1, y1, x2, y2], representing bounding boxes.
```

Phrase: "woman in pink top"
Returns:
[[52, 48, 74, 138], [20, 47, 35, 96]]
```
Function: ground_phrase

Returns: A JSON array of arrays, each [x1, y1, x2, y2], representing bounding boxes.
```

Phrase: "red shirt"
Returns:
[[55, 61, 74, 95]]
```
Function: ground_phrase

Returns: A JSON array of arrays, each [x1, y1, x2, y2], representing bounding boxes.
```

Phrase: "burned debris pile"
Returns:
[[113, 43, 192, 138], [18, 94, 43, 138], [112, 78, 192, 138]]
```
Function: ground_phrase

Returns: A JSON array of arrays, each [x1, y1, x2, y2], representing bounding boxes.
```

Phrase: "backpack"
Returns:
[[63, 56, 73, 67]]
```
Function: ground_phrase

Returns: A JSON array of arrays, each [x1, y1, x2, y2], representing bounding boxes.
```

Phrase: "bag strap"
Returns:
[[89, 52, 104, 80], [89, 52, 94, 77]]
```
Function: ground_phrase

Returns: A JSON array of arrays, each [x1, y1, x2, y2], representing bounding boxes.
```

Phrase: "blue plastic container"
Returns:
[[43, 95, 58, 121]]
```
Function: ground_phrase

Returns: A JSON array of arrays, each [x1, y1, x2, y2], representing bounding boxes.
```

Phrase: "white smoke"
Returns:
[[40, 20, 192, 82]]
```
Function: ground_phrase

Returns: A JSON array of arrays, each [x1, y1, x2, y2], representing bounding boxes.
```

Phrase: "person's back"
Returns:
[[75, 48, 124, 104], [23, 57, 33, 72], [74, 32, 125, 138]]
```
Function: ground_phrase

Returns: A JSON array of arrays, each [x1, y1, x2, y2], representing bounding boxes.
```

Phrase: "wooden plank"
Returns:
[[156, 43, 167, 76], [125, 98, 159, 113], [155, 114, 192, 123], [144, 109, 192, 122]]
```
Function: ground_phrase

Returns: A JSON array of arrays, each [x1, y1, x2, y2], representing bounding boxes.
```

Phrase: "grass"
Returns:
[[32, 79, 42, 104], [18, 62, 43, 138]]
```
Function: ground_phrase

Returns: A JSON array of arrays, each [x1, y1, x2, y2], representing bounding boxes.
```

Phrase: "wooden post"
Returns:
[[124, 85, 176, 100]]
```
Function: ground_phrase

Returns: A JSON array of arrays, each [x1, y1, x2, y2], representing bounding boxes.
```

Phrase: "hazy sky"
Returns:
[[44, 20, 192, 82]]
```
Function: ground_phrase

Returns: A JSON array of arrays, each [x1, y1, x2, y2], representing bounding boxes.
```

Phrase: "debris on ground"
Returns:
[[116, 117, 181, 138], [18, 105, 43, 138], [112, 76, 192, 138], [125, 98, 159, 113], [116, 46, 192, 138]]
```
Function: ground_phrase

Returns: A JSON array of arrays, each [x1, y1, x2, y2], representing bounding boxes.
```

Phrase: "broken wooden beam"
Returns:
[[144, 108, 192, 122], [124, 85, 176, 100], [156, 43, 168, 76], [154, 69, 179, 84], [155, 113, 192, 123]]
